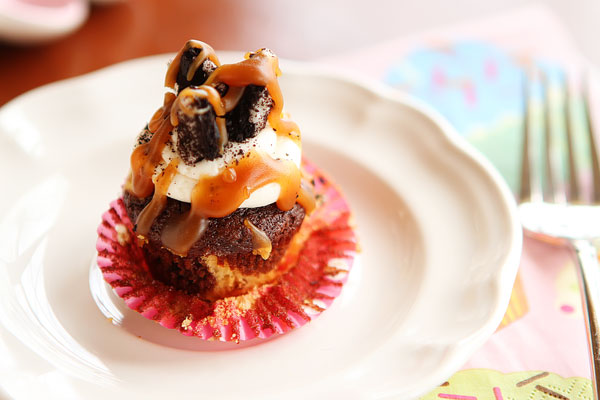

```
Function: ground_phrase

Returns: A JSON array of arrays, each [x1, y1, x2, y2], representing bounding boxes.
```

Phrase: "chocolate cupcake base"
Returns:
[[96, 159, 357, 342], [123, 192, 306, 300]]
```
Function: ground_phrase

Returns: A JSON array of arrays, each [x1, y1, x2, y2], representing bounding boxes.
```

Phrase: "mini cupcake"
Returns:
[[96, 40, 357, 342]]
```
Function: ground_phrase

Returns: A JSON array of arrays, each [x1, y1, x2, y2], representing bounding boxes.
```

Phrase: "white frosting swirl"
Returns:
[[141, 123, 301, 208]]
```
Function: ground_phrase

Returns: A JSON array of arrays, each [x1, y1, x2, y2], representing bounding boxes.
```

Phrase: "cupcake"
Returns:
[[96, 40, 357, 342]]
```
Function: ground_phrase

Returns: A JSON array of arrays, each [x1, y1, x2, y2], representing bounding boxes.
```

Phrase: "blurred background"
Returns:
[[1, 0, 599, 106]]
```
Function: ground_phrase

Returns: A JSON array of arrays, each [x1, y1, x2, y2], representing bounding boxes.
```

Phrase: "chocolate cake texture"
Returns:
[[123, 191, 306, 296]]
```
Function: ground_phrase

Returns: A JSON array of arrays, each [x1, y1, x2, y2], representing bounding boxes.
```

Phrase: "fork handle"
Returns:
[[573, 239, 600, 399]]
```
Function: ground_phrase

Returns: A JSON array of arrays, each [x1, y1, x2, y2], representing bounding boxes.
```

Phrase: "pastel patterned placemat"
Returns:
[[320, 4, 594, 398], [423, 369, 591, 400]]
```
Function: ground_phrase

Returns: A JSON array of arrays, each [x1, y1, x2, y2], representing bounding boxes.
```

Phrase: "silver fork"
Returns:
[[519, 70, 600, 398]]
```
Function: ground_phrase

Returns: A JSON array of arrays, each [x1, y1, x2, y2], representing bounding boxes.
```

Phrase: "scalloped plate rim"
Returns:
[[0, 52, 522, 400]]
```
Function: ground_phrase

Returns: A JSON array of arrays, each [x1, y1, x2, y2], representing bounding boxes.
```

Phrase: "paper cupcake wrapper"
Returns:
[[96, 159, 357, 342]]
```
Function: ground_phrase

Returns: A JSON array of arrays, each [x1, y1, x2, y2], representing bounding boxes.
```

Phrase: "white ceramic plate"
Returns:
[[0, 53, 521, 400]]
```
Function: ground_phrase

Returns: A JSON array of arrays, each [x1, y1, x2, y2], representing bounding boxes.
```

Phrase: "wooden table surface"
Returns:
[[3, 1, 600, 108], [0, 0, 410, 107]]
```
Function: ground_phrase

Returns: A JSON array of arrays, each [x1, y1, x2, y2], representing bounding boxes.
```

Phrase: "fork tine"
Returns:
[[582, 73, 600, 203], [564, 73, 581, 202], [519, 72, 543, 203], [519, 74, 533, 202], [542, 71, 565, 203]]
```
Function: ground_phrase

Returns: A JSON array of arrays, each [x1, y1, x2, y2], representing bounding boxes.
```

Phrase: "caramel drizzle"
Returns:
[[129, 41, 313, 256], [221, 86, 245, 113], [130, 93, 176, 198], [243, 219, 272, 260], [135, 159, 179, 237], [204, 50, 300, 142], [164, 40, 220, 90], [160, 150, 301, 256], [297, 179, 316, 214]]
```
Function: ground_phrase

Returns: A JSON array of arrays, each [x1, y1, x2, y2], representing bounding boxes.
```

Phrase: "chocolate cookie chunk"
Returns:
[[176, 47, 218, 92], [226, 85, 274, 142], [175, 97, 221, 164]]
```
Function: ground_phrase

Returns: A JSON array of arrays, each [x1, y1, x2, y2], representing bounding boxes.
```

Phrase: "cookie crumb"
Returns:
[[115, 223, 131, 246], [181, 315, 193, 330]]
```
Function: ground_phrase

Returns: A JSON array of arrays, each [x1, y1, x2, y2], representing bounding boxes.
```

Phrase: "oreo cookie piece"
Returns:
[[226, 85, 274, 142], [176, 47, 218, 93], [175, 97, 221, 164]]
